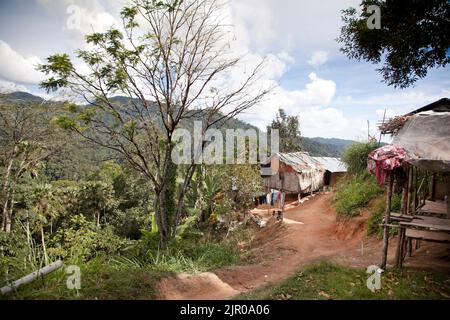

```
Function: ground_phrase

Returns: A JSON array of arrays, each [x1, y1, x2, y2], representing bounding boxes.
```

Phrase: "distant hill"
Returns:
[[4, 91, 44, 103], [301, 137, 356, 157], [309, 137, 356, 148], [2, 92, 357, 157]]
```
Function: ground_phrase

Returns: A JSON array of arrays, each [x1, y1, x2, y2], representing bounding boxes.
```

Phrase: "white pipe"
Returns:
[[1, 260, 63, 295]]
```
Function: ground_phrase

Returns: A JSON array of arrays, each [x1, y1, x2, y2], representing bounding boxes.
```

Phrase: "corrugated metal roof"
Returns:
[[312, 157, 347, 173], [262, 152, 347, 173], [263, 152, 323, 174]]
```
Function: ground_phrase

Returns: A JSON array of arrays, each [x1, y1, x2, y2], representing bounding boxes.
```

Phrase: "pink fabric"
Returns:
[[368, 145, 407, 185]]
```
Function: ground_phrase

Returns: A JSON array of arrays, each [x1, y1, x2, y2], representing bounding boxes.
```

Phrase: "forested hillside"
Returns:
[[4, 92, 354, 158]]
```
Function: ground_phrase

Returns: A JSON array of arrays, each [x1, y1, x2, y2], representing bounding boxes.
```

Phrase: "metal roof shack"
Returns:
[[260, 152, 347, 193], [312, 157, 348, 173], [368, 97, 450, 270]]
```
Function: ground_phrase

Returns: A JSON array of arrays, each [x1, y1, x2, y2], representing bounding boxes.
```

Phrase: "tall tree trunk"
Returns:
[[41, 226, 49, 266], [172, 164, 197, 238], [155, 189, 169, 250], [1, 198, 9, 232], [5, 190, 15, 233]]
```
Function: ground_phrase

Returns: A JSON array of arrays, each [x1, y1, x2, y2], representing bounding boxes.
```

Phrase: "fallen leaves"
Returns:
[[279, 293, 292, 300]]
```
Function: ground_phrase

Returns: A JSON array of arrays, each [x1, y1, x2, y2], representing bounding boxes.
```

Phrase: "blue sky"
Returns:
[[0, 0, 449, 140]]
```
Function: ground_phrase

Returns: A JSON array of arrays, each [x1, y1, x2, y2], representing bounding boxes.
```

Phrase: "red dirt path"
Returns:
[[156, 193, 450, 299]]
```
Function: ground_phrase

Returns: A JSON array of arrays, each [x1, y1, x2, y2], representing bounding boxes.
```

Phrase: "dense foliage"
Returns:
[[333, 141, 383, 217], [0, 92, 259, 294], [38, 0, 269, 249], [341, 141, 379, 175], [338, 0, 450, 88], [332, 173, 383, 218], [267, 108, 302, 153]]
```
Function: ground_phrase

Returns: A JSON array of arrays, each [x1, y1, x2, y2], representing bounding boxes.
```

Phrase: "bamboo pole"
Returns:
[[406, 166, 413, 257], [395, 170, 408, 268], [430, 173, 436, 201], [407, 166, 413, 214], [413, 167, 418, 214], [381, 171, 394, 269], [1, 260, 63, 295], [447, 175, 450, 219]]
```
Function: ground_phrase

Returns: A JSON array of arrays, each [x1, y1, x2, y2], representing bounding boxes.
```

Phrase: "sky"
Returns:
[[0, 0, 449, 141]]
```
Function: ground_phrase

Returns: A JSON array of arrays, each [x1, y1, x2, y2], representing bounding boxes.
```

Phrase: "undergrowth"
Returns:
[[240, 261, 450, 300], [332, 173, 383, 218]]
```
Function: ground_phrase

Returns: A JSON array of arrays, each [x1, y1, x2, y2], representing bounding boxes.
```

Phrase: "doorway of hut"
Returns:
[[324, 170, 331, 187]]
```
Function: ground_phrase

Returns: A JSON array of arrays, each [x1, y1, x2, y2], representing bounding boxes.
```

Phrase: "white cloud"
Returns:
[[37, 0, 120, 49], [298, 107, 348, 137], [0, 40, 44, 84], [307, 50, 329, 68], [0, 79, 29, 93], [237, 72, 337, 131], [228, 0, 360, 53]]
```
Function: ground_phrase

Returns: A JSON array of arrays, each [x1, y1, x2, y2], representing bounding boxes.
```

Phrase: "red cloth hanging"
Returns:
[[368, 145, 407, 185]]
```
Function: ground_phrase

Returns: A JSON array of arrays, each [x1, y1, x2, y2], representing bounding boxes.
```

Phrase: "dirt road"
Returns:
[[155, 193, 448, 299]]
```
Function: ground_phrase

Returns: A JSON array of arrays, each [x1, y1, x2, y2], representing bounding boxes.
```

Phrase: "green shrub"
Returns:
[[49, 215, 125, 262], [342, 141, 379, 175], [333, 173, 383, 217], [115, 219, 242, 273], [0, 230, 30, 285]]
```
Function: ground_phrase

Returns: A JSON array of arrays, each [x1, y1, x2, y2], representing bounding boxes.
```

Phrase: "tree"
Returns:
[[0, 97, 59, 233], [38, 0, 269, 248], [267, 108, 301, 153], [341, 141, 379, 175], [337, 0, 450, 88]]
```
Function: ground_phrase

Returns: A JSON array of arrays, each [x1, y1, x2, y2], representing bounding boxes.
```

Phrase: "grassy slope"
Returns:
[[1, 224, 253, 300], [240, 262, 450, 300], [2, 257, 171, 300]]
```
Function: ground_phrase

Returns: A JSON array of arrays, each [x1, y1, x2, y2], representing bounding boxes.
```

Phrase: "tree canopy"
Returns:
[[38, 0, 269, 248], [267, 108, 301, 153], [337, 0, 450, 88]]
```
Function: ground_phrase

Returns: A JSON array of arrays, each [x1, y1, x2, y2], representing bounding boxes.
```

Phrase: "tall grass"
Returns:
[[366, 193, 401, 237], [111, 240, 240, 273], [332, 173, 383, 217]]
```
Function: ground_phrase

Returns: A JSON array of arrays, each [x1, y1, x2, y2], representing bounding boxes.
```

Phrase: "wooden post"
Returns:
[[407, 166, 413, 214], [395, 170, 408, 268], [430, 173, 436, 201], [381, 171, 394, 269], [406, 166, 413, 257], [447, 175, 450, 219], [413, 167, 418, 215], [395, 226, 404, 268]]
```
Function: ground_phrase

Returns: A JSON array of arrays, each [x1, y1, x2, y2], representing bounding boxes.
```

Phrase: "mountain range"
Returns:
[[1, 91, 356, 157]]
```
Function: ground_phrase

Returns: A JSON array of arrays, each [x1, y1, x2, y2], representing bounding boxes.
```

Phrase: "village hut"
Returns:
[[260, 152, 347, 195], [312, 157, 348, 187], [260, 152, 325, 195], [369, 98, 450, 269]]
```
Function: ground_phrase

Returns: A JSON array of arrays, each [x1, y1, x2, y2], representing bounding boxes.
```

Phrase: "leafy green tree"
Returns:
[[267, 108, 301, 153], [0, 97, 59, 233], [338, 0, 450, 88], [341, 141, 379, 175], [38, 0, 269, 248], [25, 183, 63, 264]]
